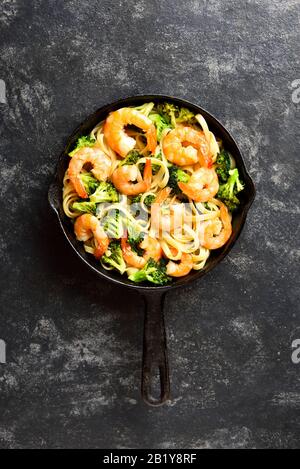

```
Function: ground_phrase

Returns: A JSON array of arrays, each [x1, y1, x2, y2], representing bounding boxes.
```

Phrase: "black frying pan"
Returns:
[[48, 95, 255, 406]]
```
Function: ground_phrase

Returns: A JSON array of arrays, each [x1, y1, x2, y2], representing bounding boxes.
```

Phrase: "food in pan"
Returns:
[[63, 102, 244, 285]]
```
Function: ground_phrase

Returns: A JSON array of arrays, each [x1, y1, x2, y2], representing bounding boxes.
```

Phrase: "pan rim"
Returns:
[[49, 94, 256, 293]]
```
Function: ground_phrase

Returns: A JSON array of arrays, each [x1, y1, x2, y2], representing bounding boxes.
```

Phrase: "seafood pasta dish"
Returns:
[[63, 102, 245, 285]]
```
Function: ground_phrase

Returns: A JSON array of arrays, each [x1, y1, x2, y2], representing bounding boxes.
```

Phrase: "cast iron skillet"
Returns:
[[48, 95, 255, 406]]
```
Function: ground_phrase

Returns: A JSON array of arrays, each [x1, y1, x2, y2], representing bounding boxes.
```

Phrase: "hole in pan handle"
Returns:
[[141, 292, 170, 406]]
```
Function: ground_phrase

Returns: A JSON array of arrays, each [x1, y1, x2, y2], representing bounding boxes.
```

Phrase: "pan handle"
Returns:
[[141, 292, 170, 406], [48, 180, 60, 215]]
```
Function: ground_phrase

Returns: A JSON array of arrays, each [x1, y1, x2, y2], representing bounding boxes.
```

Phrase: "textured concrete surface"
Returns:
[[0, 0, 299, 449]]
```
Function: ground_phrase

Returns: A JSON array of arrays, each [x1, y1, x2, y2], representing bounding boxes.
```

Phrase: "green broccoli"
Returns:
[[126, 219, 144, 245], [176, 107, 196, 124], [144, 194, 155, 207], [90, 181, 119, 204], [124, 152, 160, 176], [215, 150, 231, 182], [127, 232, 145, 256], [156, 103, 195, 128], [121, 211, 145, 247], [156, 103, 178, 127], [101, 241, 126, 274], [128, 258, 171, 285], [120, 150, 141, 166], [131, 193, 156, 208], [132, 102, 155, 115], [72, 201, 97, 215], [168, 165, 190, 194], [149, 113, 170, 140], [131, 194, 142, 204], [131, 194, 155, 207], [151, 151, 162, 174], [69, 135, 96, 157], [103, 210, 123, 239], [217, 168, 244, 211], [80, 172, 100, 195]]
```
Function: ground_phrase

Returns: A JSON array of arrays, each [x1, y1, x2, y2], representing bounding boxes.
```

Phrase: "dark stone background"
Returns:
[[0, 0, 299, 449]]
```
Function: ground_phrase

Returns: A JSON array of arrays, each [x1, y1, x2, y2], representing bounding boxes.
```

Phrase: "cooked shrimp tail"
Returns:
[[104, 108, 157, 157], [74, 214, 109, 258], [68, 147, 112, 198], [178, 167, 219, 202], [121, 235, 162, 268], [112, 158, 152, 196], [142, 157, 152, 187], [121, 237, 146, 269], [202, 199, 232, 249], [166, 252, 193, 277], [163, 126, 212, 167], [145, 125, 157, 154]]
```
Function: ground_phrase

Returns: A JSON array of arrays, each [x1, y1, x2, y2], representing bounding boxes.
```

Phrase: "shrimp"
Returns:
[[202, 199, 232, 250], [111, 158, 152, 196], [104, 107, 157, 157], [163, 126, 212, 167], [74, 214, 109, 258], [68, 146, 112, 198], [140, 236, 162, 262], [121, 235, 162, 268], [178, 167, 219, 202], [166, 252, 193, 277]]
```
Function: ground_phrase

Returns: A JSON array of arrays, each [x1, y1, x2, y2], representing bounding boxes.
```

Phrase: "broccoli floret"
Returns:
[[120, 150, 141, 166], [128, 259, 171, 285], [72, 201, 97, 215], [222, 196, 240, 212], [176, 107, 196, 124], [215, 150, 231, 182], [149, 113, 170, 140], [151, 151, 162, 174], [90, 181, 119, 204], [132, 102, 155, 115], [127, 232, 145, 256], [217, 168, 244, 211], [80, 172, 100, 195], [121, 211, 145, 247], [131, 194, 142, 204], [101, 241, 126, 274], [126, 220, 144, 245], [156, 103, 195, 128], [103, 210, 123, 239], [144, 194, 155, 207], [168, 165, 190, 194], [131, 194, 155, 207], [156, 103, 178, 127], [69, 135, 96, 157]]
